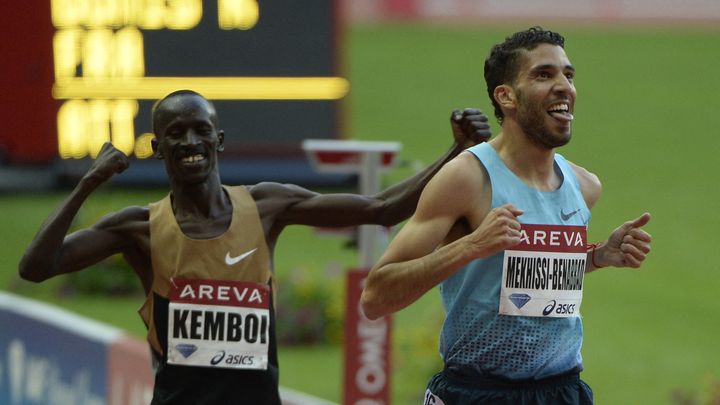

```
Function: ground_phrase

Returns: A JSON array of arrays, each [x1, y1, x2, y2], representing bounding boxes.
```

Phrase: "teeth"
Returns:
[[181, 154, 205, 163], [548, 103, 569, 113]]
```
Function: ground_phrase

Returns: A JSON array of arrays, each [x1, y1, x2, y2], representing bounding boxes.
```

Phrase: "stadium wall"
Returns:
[[0, 292, 336, 405], [346, 0, 720, 24]]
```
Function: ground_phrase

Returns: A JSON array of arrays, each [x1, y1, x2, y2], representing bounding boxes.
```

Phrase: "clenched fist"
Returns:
[[83, 142, 129, 187], [451, 108, 492, 149]]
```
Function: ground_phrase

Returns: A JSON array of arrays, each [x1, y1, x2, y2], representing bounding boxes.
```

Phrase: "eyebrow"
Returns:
[[531, 63, 576, 73]]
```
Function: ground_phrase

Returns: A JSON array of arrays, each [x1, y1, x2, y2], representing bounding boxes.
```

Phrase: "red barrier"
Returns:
[[343, 269, 392, 405]]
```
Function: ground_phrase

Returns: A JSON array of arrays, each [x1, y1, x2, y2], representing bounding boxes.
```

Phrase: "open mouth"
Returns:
[[180, 154, 206, 165], [547, 103, 574, 122]]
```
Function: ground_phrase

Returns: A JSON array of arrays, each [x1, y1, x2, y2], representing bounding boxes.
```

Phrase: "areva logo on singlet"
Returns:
[[500, 224, 587, 318], [166, 278, 270, 370]]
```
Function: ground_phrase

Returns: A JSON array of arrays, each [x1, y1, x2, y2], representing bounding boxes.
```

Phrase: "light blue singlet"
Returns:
[[438, 142, 591, 380]]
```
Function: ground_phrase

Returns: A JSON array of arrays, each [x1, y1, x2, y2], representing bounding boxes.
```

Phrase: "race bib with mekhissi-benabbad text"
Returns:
[[166, 278, 270, 370], [499, 224, 587, 318]]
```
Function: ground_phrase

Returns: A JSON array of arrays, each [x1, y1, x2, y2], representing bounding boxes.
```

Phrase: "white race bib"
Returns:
[[499, 224, 587, 318], [166, 278, 270, 370]]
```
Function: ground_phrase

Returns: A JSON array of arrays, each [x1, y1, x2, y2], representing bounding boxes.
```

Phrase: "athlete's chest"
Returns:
[[174, 210, 233, 239]]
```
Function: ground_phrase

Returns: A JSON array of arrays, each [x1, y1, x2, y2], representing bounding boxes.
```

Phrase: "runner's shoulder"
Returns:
[[247, 182, 317, 202], [428, 151, 488, 203], [566, 161, 602, 207], [566, 161, 599, 185], [92, 205, 150, 235]]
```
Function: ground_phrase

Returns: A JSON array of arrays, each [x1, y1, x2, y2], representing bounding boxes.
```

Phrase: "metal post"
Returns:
[[358, 151, 381, 269], [301, 139, 399, 405]]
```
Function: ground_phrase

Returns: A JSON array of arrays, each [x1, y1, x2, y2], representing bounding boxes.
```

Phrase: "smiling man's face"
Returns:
[[511, 43, 577, 149], [152, 94, 224, 184]]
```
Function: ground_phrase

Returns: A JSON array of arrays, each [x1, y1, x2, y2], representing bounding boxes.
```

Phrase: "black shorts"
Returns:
[[424, 369, 593, 405]]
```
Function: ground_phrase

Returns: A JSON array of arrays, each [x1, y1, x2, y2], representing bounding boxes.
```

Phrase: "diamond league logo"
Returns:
[[509, 293, 531, 309], [175, 343, 198, 358]]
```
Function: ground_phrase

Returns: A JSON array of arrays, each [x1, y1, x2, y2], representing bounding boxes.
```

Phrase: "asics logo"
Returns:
[[210, 350, 226, 365], [225, 248, 257, 266], [560, 208, 580, 221], [543, 300, 557, 316]]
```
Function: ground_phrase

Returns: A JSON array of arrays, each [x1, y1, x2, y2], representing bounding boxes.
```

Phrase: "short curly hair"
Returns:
[[484, 27, 566, 124]]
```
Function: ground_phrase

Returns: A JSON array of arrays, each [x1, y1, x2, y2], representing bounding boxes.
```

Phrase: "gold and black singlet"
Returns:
[[142, 186, 280, 405]]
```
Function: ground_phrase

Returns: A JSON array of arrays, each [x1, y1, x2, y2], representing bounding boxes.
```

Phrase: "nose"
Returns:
[[554, 75, 575, 96], [179, 129, 201, 146]]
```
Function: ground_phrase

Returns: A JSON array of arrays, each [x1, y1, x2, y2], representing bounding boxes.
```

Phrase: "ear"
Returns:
[[217, 130, 225, 153], [494, 84, 517, 111], [151, 137, 163, 159]]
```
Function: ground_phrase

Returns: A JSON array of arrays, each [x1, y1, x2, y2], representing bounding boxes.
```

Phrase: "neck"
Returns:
[[489, 123, 560, 192], [170, 174, 228, 220]]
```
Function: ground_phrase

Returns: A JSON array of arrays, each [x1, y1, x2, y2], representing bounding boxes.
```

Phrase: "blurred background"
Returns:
[[1, 0, 719, 404]]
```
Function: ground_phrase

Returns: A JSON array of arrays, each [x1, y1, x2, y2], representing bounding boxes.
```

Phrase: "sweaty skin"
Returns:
[[18, 92, 491, 300], [17, 94, 492, 404], [361, 43, 652, 321]]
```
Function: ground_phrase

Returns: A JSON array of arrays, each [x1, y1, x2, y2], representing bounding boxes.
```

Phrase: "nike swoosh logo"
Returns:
[[560, 208, 580, 221], [225, 248, 258, 266]]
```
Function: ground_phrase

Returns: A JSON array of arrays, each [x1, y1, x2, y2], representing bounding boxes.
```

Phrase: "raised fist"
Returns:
[[83, 142, 129, 186], [450, 108, 492, 149]]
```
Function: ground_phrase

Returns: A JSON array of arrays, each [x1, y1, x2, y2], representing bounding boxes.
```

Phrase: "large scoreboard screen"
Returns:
[[1, 0, 346, 184]]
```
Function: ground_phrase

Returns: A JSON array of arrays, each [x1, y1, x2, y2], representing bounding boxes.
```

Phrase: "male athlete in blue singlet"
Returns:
[[18, 90, 491, 404], [361, 27, 653, 404]]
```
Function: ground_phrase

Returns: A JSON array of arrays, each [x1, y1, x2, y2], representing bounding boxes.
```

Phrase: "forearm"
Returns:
[[372, 143, 466, 225], [361, 237, 475, 320], [18, 177, 99, 281]]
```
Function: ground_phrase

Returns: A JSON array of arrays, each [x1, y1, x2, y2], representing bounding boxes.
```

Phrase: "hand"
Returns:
[[597, 213, 652, 268], [83, 142, 129, 186], [467, 203, 524, 259], [450, 108, 491, 149]]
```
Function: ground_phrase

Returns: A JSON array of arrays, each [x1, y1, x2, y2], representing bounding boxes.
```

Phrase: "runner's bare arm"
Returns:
[[567, 162, 653, 272], [18, 142, 136, 282], [361, 155, 524, 320], [276, 109, 491, 227]]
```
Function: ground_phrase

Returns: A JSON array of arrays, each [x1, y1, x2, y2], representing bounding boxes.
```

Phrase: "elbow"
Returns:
[[18, 268, 43, 283], [360, 284, 390, 321], [18, 257, 49, 283], [360, 264, 400, 320], [360, 290, 382, 321]]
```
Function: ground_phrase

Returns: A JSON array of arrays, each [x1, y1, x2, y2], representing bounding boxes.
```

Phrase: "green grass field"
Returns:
[[2, 24, 720, 404]]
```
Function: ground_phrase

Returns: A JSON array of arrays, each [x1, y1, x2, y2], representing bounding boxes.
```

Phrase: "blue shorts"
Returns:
[[424, 369, 593, 405]]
